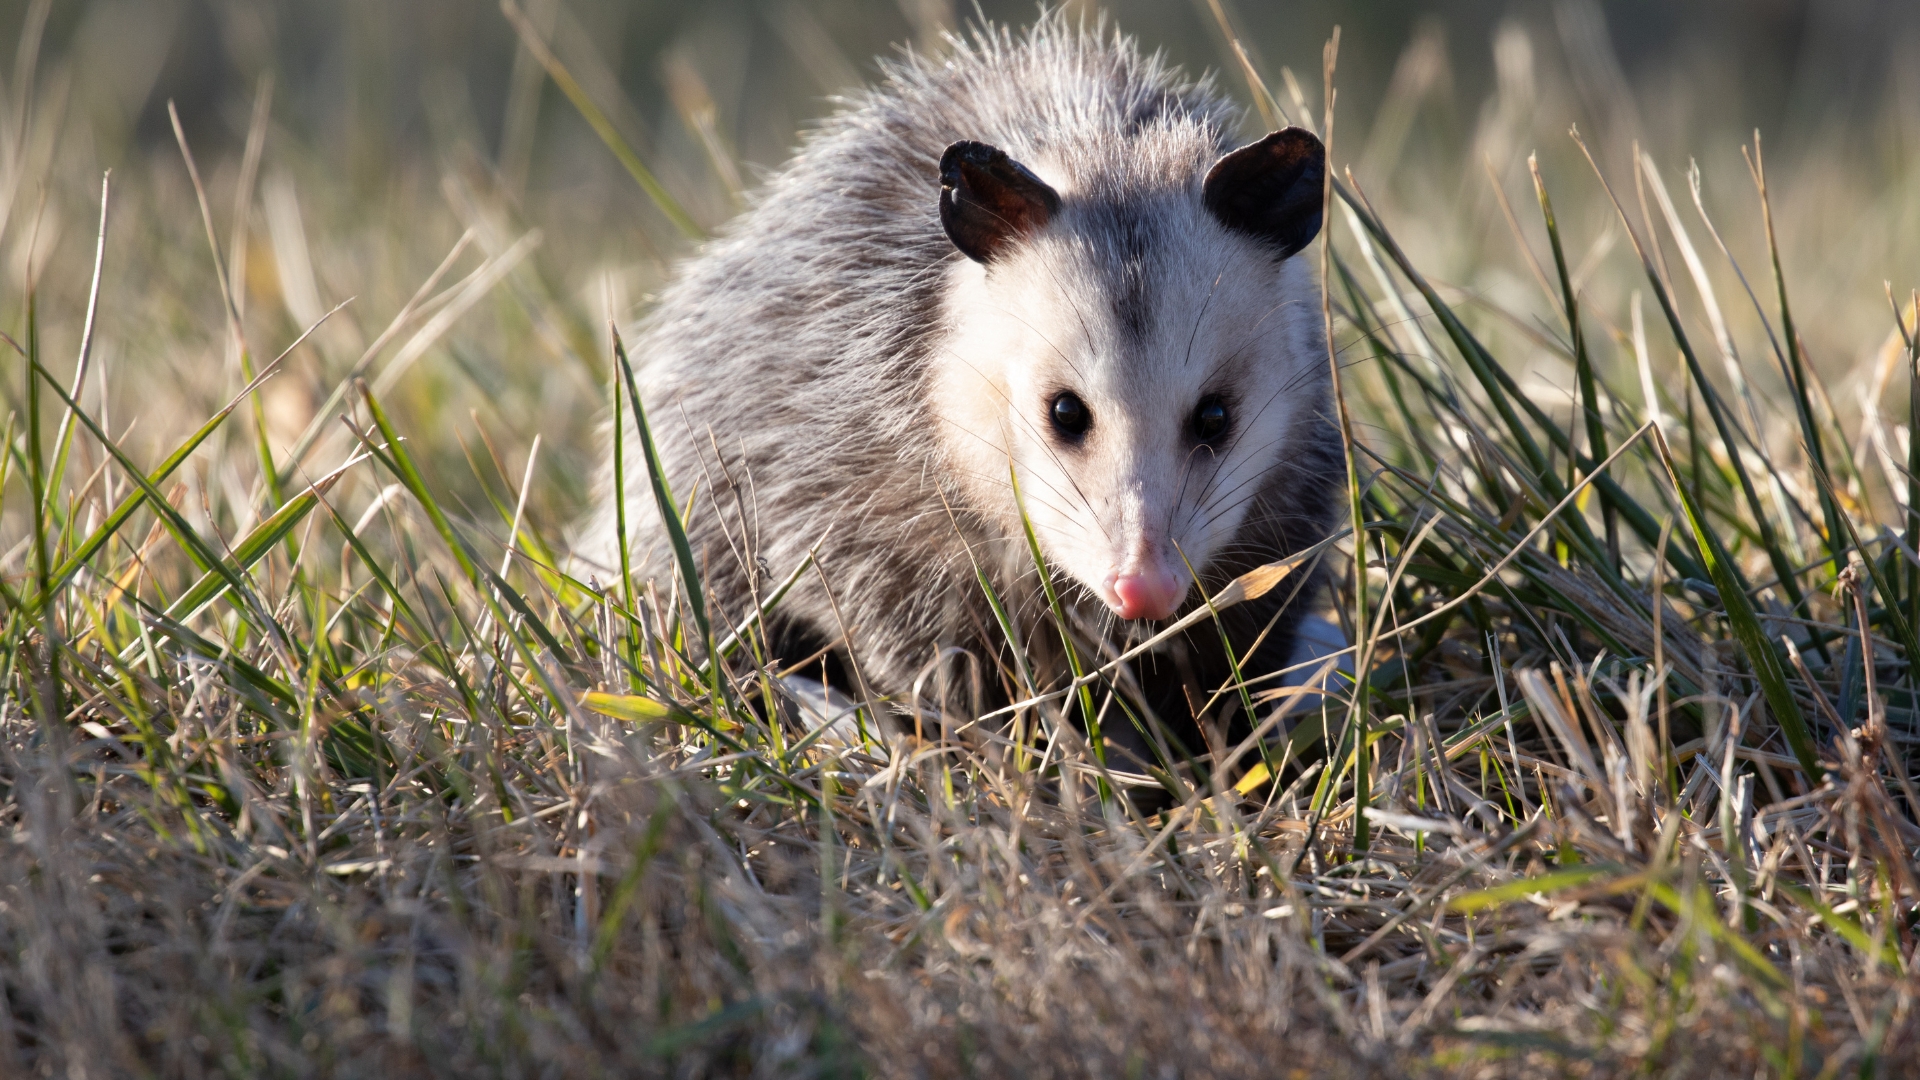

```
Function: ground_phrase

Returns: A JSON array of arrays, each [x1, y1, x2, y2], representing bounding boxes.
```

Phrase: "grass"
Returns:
[[1, 1, 1919, 1075]]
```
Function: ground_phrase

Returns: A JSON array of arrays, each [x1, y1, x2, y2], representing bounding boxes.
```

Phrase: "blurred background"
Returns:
[[1, 0, 1917, 538]]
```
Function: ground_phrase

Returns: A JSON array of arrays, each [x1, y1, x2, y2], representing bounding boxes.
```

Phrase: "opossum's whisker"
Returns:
[[985, 302, 1088, 385], [938, 459, 1086, 527], [1162, 291, 1313, 540], [1038, 235, 1110, 375], [1180, 264, 1229, 369], [1195, 487, 1311, 540], [1202, 323, 1336, 484], [1185, 382, 1292, 516], [1169, 448, 1207, 533], [1196, 293, 1310, 389], [934, 343, 1109, 537], [1184, 442, 1310, 535]]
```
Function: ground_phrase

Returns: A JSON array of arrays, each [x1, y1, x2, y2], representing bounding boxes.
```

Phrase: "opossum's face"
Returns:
[[934, 130, 1327, 623]]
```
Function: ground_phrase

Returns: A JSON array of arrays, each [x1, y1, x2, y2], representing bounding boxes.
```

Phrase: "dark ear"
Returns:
[[939, 141, 1062, 263], [1202, 127, 1325, 259]]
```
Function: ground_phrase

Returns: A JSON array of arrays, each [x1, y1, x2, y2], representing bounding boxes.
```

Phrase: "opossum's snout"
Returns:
[[1103, 562, 1187, 622]]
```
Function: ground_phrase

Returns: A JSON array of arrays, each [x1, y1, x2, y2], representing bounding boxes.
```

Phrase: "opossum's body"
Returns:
[[583, 17, 1342, 763]]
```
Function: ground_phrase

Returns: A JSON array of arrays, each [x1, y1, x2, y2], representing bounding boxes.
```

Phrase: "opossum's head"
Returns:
[[933, 128, 1326, 623]]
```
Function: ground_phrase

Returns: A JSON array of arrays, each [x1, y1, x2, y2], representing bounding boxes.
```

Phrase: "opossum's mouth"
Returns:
[[1100, 565, 1188, 622]]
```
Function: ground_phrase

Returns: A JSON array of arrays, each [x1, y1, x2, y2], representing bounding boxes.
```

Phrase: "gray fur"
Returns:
[[580, 15, 1342, 726]]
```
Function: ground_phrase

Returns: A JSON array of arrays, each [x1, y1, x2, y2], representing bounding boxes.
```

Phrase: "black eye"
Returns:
[[1192, 395, 1230, 443], [1051, 392, 1091, 441]]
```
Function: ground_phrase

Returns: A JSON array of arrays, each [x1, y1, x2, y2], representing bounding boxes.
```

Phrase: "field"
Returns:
[[1, 0, 1918, 1075]]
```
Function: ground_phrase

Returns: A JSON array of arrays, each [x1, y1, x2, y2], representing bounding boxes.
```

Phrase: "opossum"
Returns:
[[583, 15, 1343, 768]]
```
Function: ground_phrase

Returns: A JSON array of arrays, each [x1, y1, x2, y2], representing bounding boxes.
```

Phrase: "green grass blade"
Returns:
[[134, 602, 298, 716], [351, 387, 575, 667], [1899, 292, 1920, 637], [1776, 883, 1904, 967], [610, 327, 638, 669], [1327, 177, 1372, 852], [169, 101, 285, 510], [1337, 177, 1549, 482], [500, 0, 703, 240], [1449, 863, 1624, 913], [1008, 464, 1103, 768], [1681, 160, 1846, 579], [953, 516, 1036, 698], [162, 461, 355, 623], [24, 285, 61, 726], [37, 402, 237, 608], [1530, 155, 1618, 569], [1651, 427, 1822, 778], [611, 329, 713, 655], [1747, 139, 1843, 572], [311, 491, 442, 665], [26, 352, 264, 617], [33, 306, 328, 612], [46, 171, 109, 511], [590, 802, 675, 975]]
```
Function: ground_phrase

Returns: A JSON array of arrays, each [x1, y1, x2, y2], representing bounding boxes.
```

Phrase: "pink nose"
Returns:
[[1106, 565, 1188, 621]]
